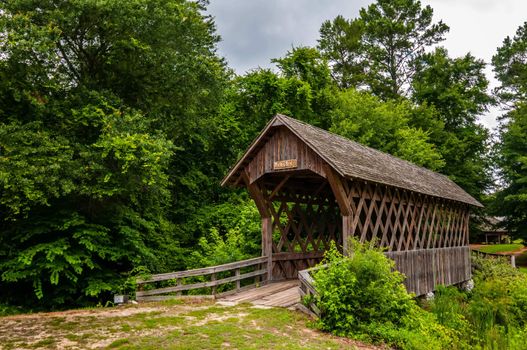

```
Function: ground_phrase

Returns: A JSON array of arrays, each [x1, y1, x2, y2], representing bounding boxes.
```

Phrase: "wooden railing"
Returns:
[[297, 264, 325, 317], [136, 256, 268, 302], [471, 249, 516, 267]]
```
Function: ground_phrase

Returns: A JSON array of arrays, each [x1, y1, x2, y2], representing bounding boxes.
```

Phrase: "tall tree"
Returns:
[[492, 22, 527, 238], [228, 46, 337, 140], [319, 0, 448, 99], [412, 48, 493, 199], [318, 15, 364, 89], [494, 106, 527, 239], [493, 22, 527, 106], [0, 0, 228, 308]]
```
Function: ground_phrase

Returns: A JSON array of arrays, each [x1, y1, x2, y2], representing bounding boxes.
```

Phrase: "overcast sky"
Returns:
[[207, 0, 527, 130]]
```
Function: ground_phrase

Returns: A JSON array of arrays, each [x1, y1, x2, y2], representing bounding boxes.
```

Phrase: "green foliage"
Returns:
[[228, 46, 337, 140], [492, 22, 527, 105], [0, 0, 227, 308], [330, 89, 444, 170], [311, 241, 451, 349], [318, 15, 364, 89], [492, 22, 527, 240], [412, 47, 493, 201], [311, 245, 527, 349], [184, 196, 261, 268], [319, 0, 448, 99], [494, 104, 527, 239]]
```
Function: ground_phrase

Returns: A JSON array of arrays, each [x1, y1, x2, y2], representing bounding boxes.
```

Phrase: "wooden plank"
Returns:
[[137, 295, 215, 302], [385, 246, 470, 296], [221, 281, 298, 303], [137, 256, 268, 284], [137, 269, 267, 297], [271, 251, 324, 261], [215, 281, 269, 299]]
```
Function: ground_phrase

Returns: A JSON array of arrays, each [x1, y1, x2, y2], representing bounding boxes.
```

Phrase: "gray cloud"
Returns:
[[207, 0, 527, 129], [207, 0, 370, 73]]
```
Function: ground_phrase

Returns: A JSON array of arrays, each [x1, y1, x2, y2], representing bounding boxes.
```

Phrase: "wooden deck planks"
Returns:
[[218, 281, 300, 308]]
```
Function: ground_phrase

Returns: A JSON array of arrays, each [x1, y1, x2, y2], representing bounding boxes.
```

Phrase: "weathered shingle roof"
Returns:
[[223, 114, 483, 207]]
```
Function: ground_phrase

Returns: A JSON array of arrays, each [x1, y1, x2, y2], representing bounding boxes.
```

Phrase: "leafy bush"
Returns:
[[183, 195, 261, 269], [310, 241, 452, 349], [309, 242, 527, 349]]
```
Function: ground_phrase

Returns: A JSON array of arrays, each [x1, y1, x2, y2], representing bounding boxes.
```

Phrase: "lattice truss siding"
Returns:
[[341, 180, 470, 251], [256, 177, 470, 280], [257, 180, 341, 279]]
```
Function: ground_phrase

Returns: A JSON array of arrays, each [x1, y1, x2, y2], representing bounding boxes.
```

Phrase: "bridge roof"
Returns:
[[222, 114, 482, 207]]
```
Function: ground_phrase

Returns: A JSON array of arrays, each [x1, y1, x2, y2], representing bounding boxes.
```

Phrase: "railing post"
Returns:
[[211, 273, 216, 296], [255, 264, 261, 285], [511, 255, 516, 268], [235, 268, 240, 291], [176, 278, 182, 296]]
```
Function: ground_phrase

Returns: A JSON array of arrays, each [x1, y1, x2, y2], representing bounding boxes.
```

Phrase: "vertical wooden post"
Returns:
[[342, 215, 352, 256], [211, 273, 216, 296], [176, 278, 182, 296], [235, 268, 241, 291], [262, 217, 273, 281]]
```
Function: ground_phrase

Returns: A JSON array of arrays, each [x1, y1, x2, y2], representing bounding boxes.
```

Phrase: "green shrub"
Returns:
[[471, 254, 521, 280], [310, 240, 452, 349], [308, 244, 527, 349]]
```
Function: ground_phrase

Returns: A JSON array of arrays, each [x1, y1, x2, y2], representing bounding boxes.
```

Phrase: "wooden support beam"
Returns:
[[262, 217, 273, 281], [269, 174, 291, 199], [324, 165, 351, 216], [242, 170, 270, 218], [342, 215, 352, 256]]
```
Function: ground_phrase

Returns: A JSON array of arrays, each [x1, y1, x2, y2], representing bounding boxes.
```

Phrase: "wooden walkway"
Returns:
[[217, 280, 300, 308]]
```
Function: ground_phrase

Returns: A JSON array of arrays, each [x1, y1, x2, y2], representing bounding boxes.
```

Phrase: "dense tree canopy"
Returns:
[[319, 0, 448, 99], [492, 22, 527, 239], [0, 0, 510, 309], [0, 0, 229, 308]]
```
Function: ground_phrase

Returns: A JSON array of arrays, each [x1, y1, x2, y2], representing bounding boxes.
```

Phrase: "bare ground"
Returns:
[[0, 300, 387, 350]]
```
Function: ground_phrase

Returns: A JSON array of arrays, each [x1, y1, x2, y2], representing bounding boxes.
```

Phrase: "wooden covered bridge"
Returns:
[[137, 114, 482, 305]]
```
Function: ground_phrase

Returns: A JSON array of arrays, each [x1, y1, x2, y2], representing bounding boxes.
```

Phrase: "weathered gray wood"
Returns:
[[137, 256, 268, 284], [386, 246, 471, 296], [136, 295, 215, 302], [211, 273, 217, 296], [342, 215, 352, 256], [137, 268, 267, 297], [272, 251, 324, 261], [215, 280, 269, 299], [262, 217, 273, 281], [235, 268, 240, 290], [324, 165, 351, 216]]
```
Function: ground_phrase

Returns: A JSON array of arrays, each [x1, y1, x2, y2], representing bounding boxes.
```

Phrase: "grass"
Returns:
[[0, 300, 374, 350], [476, 243, 524, 254]]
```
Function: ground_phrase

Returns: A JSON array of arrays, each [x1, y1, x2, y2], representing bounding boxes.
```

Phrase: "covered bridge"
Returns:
[[222, 114, 482, 296]]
